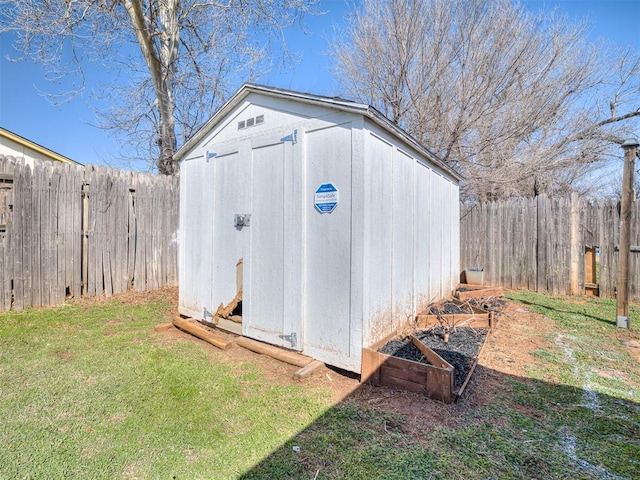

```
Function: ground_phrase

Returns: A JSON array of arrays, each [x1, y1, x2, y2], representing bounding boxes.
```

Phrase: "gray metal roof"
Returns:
[[176, 83, 461, 181]]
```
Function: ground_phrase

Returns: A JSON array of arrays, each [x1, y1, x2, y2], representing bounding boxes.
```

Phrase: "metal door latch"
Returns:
[[234, 214, 251, 228]]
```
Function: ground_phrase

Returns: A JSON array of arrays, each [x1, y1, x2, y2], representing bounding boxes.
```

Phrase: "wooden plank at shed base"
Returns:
[[237, 337, 312, 368], [293, 360, 324, 381], [172, 317, 235, 350]]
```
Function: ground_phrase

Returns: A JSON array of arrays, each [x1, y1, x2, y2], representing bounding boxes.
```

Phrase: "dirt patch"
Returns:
[[56, 349, 74, 361], [481, 302, 556, 378], [618, 338, 640, 363], [70, 286, 180, 317]]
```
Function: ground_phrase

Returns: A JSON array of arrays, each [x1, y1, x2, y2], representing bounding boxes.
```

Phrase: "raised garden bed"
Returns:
[[362, 332, 455, 403], [362, 301, 491, 404]]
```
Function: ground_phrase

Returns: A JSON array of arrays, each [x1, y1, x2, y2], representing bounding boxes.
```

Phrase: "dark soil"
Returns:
[[428, 302, 472, 315], [416, 327, 489, 388], [378, 338, 432, 364], [378, 327, 489, 390]]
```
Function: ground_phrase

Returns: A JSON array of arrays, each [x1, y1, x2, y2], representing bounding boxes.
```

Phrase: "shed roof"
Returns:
[[176, 84, 461, 181]]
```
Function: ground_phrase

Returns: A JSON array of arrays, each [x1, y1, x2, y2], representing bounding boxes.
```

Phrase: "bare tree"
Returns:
[[1, 0, 318, 174], [329, 0, 640, 199]]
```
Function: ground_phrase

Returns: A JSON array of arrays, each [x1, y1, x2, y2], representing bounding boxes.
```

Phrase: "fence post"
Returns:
[[569, 192, 581, 295], [617, 138, 638, 328], [81, 179, 89, 297]]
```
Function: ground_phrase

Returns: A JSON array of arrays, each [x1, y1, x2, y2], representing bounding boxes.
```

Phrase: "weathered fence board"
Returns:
[[0, 155, 179, 312], [461, 195, 640, 301]]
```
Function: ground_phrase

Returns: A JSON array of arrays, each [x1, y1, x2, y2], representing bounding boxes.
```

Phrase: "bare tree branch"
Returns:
[[1, 0, 320, 173], [329, 0, 640, 199]]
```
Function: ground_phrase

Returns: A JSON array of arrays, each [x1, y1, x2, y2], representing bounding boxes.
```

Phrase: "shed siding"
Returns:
[[246, 141, 286, 343], [302, 122, 354, 367], [362, 132, 394, 347], [392, 148, 415, 330], [450, 180, 461, 288], [198, 95, 347, 149], [429, 171, 442, 299], [414, 162, 431, 310]]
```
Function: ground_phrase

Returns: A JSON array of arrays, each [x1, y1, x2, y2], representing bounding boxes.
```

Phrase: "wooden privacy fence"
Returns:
[[460, 194, 640, 301], [0, 155, 179, 312]]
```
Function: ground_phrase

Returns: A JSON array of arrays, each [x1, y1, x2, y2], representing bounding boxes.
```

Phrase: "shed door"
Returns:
[[211, 149, 243, 313], [243, 135, 302, 350]]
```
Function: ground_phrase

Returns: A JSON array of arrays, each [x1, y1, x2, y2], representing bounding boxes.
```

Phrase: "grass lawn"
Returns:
[[1, 289, 639, 479]]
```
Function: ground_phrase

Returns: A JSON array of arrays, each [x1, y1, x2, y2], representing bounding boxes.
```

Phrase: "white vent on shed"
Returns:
[[237, 115, 264, 130]]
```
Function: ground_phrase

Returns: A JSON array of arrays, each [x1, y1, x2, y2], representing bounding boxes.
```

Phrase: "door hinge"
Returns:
[[203, 307, 214, 324], [280, 129, 298, 144], [279, 332, 298, 348]]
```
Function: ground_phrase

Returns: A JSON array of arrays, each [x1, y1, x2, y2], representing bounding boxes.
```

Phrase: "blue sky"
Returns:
[[0, 0, 638, 171]]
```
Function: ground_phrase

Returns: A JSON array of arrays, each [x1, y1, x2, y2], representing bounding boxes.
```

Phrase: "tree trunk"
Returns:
[[124, 0, 179, 175]]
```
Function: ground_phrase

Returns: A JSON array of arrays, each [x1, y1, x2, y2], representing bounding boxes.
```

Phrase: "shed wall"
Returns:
[[360, 121, 460, 349]]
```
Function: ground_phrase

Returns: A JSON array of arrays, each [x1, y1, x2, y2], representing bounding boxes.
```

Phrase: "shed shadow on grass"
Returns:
[[238, 363, 640, 480]]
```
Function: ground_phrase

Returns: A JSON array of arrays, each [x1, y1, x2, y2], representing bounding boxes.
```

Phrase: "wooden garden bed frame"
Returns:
[[361, 303, 492, 404], [454, 284, 504, 301], [416, 299, 493, 329]]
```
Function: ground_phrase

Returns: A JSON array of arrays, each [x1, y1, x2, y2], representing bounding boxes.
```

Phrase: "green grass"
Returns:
[[1, 291, 639, 479], [0, 297, 328, 479]]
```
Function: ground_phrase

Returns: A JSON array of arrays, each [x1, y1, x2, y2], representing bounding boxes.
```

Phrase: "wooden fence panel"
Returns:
[[631, 201, 640, 300], [0, 158, 179, 312], [461, 196, 640, 301], [599, 202, 619, 298]]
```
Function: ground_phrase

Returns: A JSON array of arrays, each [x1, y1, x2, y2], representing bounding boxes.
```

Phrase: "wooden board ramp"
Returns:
[[236, 337, 312, 368], [172, 317, 235, 350], [293, 360, 324, 381]]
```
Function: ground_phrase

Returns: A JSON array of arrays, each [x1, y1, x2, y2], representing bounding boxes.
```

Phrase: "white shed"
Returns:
[[176, 84, 461, 373]]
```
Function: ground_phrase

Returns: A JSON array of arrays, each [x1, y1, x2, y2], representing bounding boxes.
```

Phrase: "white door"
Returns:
[[243, 134, 303, 350], [178, 153, 216, 320], [211, 149, 244, 312]]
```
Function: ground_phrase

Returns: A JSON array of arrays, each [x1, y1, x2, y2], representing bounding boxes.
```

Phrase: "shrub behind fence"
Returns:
[[0, 155, 178, 312]]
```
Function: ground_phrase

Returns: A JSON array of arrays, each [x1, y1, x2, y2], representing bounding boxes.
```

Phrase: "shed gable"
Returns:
[[188, 93, 352, 153]]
